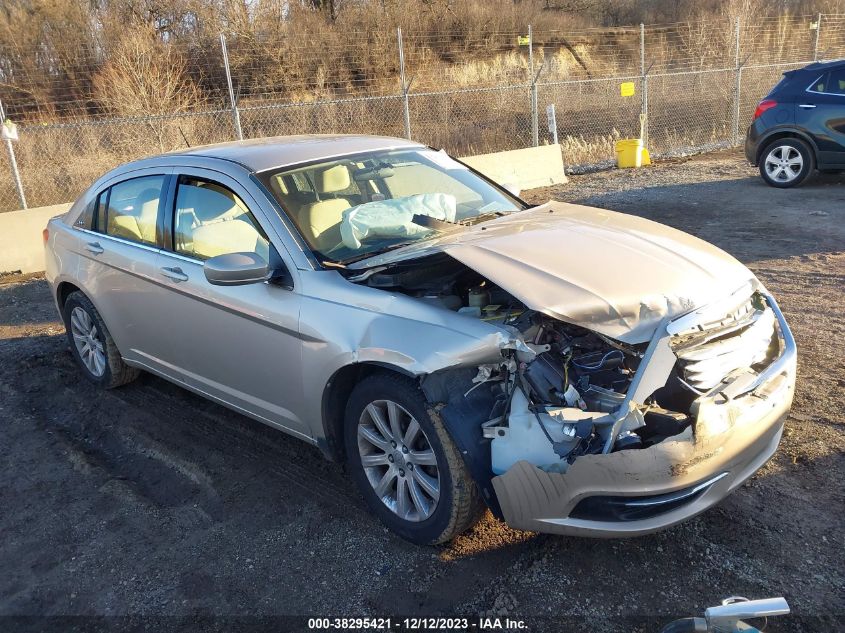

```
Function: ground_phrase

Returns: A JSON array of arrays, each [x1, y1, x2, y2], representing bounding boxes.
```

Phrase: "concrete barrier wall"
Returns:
[[0, 145, 567, 274], [0, 203, 71, 275], [460, 144, 568, 192]]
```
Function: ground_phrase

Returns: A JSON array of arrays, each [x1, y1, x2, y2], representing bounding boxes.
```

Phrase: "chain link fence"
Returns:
[[1, 14, 844, 211]]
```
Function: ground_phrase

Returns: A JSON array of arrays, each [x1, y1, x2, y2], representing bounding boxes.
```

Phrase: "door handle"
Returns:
[[85, 241, 104, 255], [160, 266, 189, 282], [798, 104, 817, 109]]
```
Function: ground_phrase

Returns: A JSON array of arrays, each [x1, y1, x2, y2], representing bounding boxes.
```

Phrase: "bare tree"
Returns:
[[94, 28, 202, 150]]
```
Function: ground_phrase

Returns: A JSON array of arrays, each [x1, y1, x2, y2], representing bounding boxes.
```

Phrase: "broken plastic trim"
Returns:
[[599, 291, 792, 454]]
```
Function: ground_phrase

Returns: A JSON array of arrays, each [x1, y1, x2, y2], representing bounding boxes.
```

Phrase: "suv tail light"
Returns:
[[753, 99, 777, 121]]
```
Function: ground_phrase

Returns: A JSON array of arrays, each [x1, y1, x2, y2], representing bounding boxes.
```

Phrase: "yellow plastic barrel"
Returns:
[[615, 138, 644, 168]]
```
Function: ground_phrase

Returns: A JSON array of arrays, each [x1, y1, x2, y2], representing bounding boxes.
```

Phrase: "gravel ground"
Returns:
[[1, 149, 843, 632]]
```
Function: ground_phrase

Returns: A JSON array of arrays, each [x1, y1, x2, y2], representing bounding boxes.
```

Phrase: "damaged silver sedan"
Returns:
[[45, 135, 796, 544]]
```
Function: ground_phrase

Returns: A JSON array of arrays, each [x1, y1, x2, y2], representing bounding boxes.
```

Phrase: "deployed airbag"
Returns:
[[340, 193, 457, 249]]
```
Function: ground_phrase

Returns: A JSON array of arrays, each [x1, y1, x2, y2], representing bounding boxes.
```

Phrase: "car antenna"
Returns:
[[178, 127, 191, 148]]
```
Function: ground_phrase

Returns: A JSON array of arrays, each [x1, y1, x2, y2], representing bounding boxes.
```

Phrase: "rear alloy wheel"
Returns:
[[759, 138, 814, 188], [344, 373, 484, 544], [63, 291, 140, 389]]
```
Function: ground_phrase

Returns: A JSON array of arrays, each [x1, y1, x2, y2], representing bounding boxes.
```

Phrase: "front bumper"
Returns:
[[491, 294, 797, 537]]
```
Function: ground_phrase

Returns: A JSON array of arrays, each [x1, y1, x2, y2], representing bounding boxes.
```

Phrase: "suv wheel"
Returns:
[[759, 138, 814, 188], [344, 373, 484, 544], [63, 291, 140, 388]]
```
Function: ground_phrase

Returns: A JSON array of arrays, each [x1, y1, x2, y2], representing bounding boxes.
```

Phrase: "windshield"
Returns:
[[257, 148, 526, 263]]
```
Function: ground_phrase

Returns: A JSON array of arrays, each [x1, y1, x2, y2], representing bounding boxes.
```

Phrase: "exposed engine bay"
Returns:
[[349, 252, 719, 475], [332, 196, 793, 534]]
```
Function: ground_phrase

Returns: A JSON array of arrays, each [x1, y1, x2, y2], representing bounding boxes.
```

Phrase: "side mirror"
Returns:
[[204, 252, 270, 286], [502, 182, 521, 198]]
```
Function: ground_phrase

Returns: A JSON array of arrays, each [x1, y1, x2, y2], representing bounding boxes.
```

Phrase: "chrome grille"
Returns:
[[672, 296, 777, 392]]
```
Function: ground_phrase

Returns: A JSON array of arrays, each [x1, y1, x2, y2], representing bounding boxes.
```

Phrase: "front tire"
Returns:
[[63, 291, 140, 389], [344, 373, 484, 544], [759, 138, 814, 188]]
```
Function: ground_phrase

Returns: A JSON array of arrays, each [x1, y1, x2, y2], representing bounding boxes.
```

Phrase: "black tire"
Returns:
[[758, 138, 815, 188], [343, 372, 485, 545], [62, 291, 140, 389]]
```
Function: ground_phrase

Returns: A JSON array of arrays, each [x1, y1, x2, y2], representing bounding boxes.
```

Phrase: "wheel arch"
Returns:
[[56, 280, 82, 312], [756, 129, 819, 164], [319, 362, 417, 462]]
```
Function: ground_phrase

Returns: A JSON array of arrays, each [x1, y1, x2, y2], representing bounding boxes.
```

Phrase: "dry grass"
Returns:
[[1, 0, 844, 209]]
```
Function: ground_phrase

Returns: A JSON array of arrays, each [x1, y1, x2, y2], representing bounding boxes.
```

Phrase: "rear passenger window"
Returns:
[[809, 74, 828, 93], [172, 177, 269, 261], [97, 175, 166, 246], [827, 68, 845, 95]]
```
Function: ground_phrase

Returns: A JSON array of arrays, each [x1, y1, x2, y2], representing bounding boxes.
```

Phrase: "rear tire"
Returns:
[[344, 373, 484, 545], [63, 291, 140, 389], [759, 138, 814, 188]]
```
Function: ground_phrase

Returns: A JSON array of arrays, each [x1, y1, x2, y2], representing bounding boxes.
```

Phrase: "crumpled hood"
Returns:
[[350, 201, 756, 344]]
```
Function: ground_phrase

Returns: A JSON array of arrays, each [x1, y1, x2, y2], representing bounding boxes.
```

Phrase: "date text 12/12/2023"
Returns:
[[307, 617, 528, 630]]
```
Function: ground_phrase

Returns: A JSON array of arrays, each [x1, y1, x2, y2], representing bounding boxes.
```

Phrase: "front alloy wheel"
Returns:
[[344, 373, 484, 544], [357, 399, 440, 522]]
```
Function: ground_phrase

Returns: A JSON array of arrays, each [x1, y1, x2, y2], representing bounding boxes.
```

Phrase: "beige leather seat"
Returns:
[[178, 184, 268, 260], [107, 188, 161, 243], [296, 165, 352, 251]]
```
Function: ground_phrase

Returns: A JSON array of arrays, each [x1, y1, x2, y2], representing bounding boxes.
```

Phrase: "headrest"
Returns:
[[135, 188, 161, 211], [179, 184, 237, 223], [313, 165, 350, 193]]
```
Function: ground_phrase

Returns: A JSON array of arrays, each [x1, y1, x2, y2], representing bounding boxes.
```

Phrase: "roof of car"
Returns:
[[798, 58, 845, 72], [166, 134, 426, 173]]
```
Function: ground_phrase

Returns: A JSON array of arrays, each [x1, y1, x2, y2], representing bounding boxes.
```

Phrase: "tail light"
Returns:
[[753, 99, 777, 121], [42, 227, 49, 245]]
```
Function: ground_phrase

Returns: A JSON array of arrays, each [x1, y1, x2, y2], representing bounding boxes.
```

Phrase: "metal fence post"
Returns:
[[397, 27, 412, 140], [0, 98, 27, 209], [732, 18, 742, 145], [813, 13, 822, 60], [220, 34, 243, 140], [640, 23, 649, 147], [529, 24, 539, 147]]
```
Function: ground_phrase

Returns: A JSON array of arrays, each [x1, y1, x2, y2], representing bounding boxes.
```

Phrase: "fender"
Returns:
[[755, 127, 819, 164]]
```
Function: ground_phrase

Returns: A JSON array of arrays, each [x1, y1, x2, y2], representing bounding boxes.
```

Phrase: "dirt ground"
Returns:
[[1, 149, 843, 632]]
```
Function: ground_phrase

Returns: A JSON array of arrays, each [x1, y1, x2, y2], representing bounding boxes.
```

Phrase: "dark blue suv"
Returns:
[[745, 59, 845, 187]]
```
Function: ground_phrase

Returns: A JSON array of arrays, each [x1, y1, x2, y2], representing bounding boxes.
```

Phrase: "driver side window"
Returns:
[[172, 176, 269, 261]]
